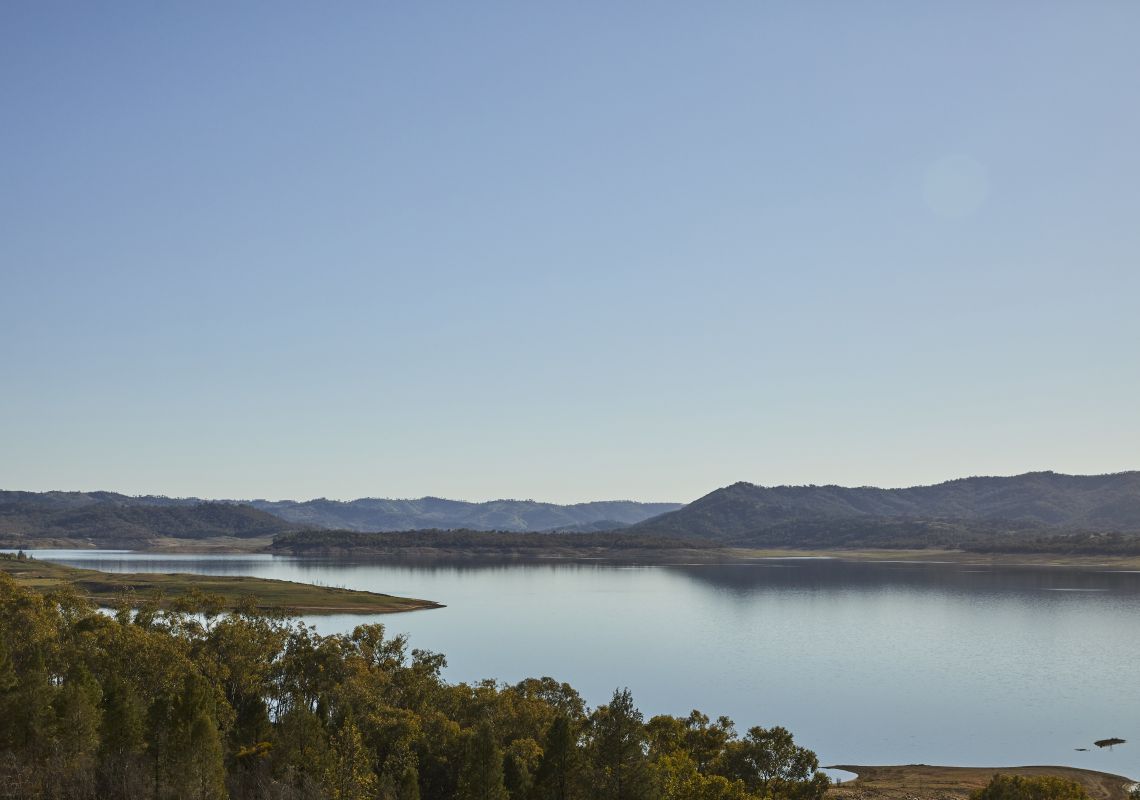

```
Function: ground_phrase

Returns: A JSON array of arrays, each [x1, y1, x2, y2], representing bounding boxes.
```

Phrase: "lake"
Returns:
[[20, 550, 1140, 779]]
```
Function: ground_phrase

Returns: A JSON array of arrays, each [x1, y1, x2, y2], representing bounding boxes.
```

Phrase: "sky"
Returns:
[[2, 3, 1139, 504]]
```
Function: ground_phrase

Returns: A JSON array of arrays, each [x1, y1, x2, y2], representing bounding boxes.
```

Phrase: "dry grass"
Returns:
[[827, 764, 1136, 800], [0, 557, 441, 614]]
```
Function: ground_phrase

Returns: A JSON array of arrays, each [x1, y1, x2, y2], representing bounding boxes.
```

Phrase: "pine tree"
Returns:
[[167, 674, 227, 800], [99, 675, 147, 800], [397, 761, 422, 800], [586, 689, 656, 800], [532, 714, 580, 800], [325, 716, 377, 800], [457, 717, 509, 800], [49, 666, 103, 798]]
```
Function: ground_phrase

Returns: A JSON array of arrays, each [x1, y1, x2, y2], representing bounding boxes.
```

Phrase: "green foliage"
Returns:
[[167, 673, 228, 800], [325, 716, 376, 800], [969, 774, 1092, 800], [457, 717, 509, 800], [655, 752, 751, 800], [719, 725, 826, 799], [585, 688, 657, 800], [0, 570, 827, 800], [531, 713, 582, 800]]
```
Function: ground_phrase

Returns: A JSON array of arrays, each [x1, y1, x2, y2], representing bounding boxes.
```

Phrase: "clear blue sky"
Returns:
[[3, 3, 1138, 503]]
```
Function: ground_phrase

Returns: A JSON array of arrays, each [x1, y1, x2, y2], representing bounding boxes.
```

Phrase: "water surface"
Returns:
[[22, 550, 1140, 778]]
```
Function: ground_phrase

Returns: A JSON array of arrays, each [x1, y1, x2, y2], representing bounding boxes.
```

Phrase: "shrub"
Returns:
[[970, 774, 1091, 800]]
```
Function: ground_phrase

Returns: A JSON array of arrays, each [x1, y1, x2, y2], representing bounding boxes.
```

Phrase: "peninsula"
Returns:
[[0, 554, 439, 614]]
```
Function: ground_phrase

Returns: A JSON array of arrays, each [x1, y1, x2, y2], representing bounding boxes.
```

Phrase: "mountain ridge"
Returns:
[[629, 471, 1140, 544], [7, 471, 1140, 551], [245, 497, 681, 532], [0, 496, 295, 548], [0, 490, 681, 537]]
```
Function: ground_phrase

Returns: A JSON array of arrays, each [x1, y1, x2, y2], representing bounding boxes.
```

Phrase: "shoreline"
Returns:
[[12, 541, 1140, 570], [268, 545, 1140, 571], [728, 548, 1140, 570], [826, 764, 1137, 800]]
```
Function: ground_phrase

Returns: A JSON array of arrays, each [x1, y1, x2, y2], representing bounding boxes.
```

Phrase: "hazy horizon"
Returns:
[[4, 4, 1139, 504], [5, 467, 1137, 507]]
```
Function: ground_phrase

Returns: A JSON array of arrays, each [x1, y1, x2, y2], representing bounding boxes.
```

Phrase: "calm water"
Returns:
[[20, 550, 1140, 779]]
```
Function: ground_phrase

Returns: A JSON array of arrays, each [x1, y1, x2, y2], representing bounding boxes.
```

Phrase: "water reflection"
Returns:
[[668, 560, 1140, 596]]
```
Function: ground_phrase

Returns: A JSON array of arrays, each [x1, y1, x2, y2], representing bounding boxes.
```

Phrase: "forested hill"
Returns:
[[629, 472, 1140, 545], [0, 491, 294, 547], [0, 490, 681, 545], [246, 497, 682, 532], [9, 472, 1140, 552]]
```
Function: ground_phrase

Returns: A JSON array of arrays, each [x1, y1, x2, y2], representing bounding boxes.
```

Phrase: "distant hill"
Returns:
[[8, 473, 1140, 553], [0, 490, 680, 546], [0, 491, 294, 547], [629, 472, 1140, 547], [246, 497, 681, 532]]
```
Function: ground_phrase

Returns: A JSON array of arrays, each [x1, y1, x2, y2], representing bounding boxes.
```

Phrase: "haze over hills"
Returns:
[[0, 490, 681, 545], [629, 471, 1140, 547], [245, 497, 682, 532]]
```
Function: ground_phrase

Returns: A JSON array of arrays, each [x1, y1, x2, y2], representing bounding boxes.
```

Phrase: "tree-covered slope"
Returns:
[[0, 491, 294, 546], [248, 496, 682, 532], [0, 490, 679, 545], [630, 472, 1140, 543], [0, 564, 829, 800]]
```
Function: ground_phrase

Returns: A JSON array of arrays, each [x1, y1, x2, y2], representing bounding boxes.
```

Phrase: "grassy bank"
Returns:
[[0, 555, 441, 614], [828, 764, 1136, 800]]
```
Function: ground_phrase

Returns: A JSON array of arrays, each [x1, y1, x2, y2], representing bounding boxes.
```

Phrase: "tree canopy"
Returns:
[[0, 570, 829, 800]]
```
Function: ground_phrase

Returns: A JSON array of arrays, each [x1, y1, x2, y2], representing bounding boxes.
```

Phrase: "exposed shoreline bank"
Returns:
[[13, 538, 1140, 570], [267, 543, 1140, 571], [730, 548, 1140, 570], [826, 764, 1137, 800]]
